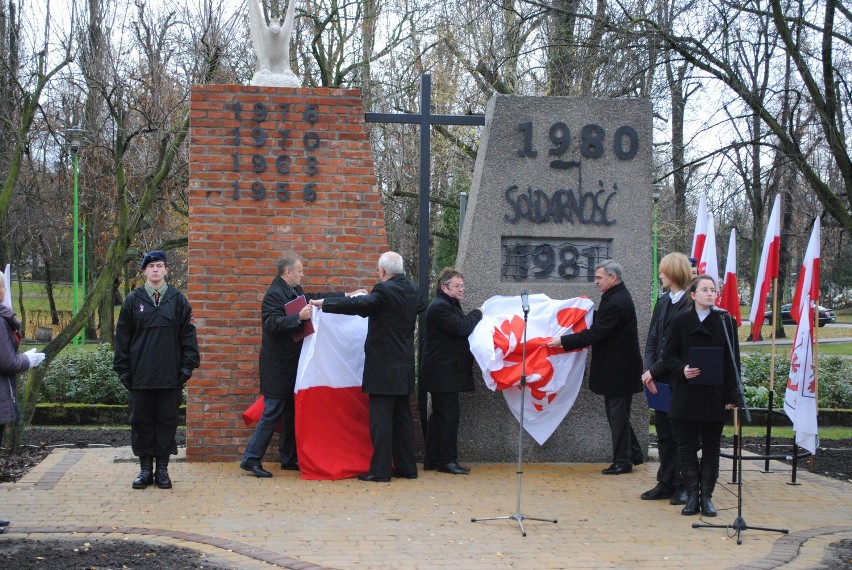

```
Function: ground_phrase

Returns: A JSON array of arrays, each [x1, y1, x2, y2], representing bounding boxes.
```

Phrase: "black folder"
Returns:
[[644, 381, 671, 412], [688, 346, 724, 385]]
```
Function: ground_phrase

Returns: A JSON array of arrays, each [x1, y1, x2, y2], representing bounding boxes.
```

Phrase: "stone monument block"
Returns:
[[457, 95, 653, 462]]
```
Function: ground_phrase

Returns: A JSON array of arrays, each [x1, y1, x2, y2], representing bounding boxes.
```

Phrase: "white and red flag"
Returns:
[[468, 294, 594, 445], [691, 193, 709, 262], [294, 306, 372, 480], [700, 212, 720, 286], [719, 229, 742, 326], [748, 194, 781, 340], [784, 218, 820, 454], [790, 218, 820, 326]]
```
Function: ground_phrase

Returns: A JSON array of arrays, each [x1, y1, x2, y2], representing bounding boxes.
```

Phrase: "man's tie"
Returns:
[[154, 291, 160, 306]]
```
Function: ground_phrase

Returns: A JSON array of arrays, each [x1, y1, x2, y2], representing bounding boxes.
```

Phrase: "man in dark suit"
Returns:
[[311, 251, 427, 482], [547, 259, 644, 475], [420, 268, 482, 475], [240, 252, 354, 478]]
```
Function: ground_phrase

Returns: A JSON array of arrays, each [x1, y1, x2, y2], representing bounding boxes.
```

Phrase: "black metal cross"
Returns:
[[365, 73, 485, 299]]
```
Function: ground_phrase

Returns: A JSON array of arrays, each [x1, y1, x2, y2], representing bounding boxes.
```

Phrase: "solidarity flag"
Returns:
[[719, 229, 742, 326], [294, 306, 372, 480], [468, 294, 594, 445], [2, 264, 10, 308], [784, 218, 820, 454], [691, 193, 709, 262], [748, 194, 781, 340]]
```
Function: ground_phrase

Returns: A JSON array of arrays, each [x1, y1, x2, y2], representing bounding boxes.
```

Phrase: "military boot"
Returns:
[[132, 456, 154, 489], [154, 456, 172, 489]]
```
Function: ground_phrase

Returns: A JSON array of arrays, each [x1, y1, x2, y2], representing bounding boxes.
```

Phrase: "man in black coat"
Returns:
[[311, 251, 427, 482], [547, 259, 643, 475], [420, 268, 482, 475], [114, 250, 200, 489], [240, 252, 354, 478]]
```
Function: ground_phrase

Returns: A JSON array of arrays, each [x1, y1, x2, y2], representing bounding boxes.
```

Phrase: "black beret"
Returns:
[[140, 250, 167, 271]]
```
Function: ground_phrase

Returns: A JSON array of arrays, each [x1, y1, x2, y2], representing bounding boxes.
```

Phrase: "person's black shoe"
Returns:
[[280, 462, 300, 471], [423, 460, 436, 471], [437, 462, 470, 475], [392, 470, 418, 479], [681, 493, 700, 515], [701, 496, 717, 517], [670, 488, 688, 505], [602, 463, 632, 475], [631, 455, 645, 466], [356, 473, 390, 482], [0, 520, 11, 526], [240, 462, 272, 478], [154, 457, 172, 489], [132, 456, 154, 489], [640, 483, 673, 500]]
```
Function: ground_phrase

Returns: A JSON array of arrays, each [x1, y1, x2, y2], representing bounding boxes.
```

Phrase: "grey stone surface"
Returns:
[[457, 95, 653, 462]]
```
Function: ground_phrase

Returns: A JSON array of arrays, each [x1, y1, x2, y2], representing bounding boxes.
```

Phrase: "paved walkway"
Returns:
[[1, 447, 850, 569]]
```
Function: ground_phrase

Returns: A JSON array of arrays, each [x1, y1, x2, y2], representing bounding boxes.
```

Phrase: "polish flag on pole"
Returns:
[[784, 218, 820, 454], [790, 218, 820, 326], [691, 193, 708, 262], [294, 307, 372, 480], [748, 194, 782, 341], [2, 264, 10, 308], [700, 212, 720, 285], [468, 294, 594, 445], [719, 229, 742, 326]]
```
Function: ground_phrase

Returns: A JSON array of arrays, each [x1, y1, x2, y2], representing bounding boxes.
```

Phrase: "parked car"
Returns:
[[763, 304, 836, 327]]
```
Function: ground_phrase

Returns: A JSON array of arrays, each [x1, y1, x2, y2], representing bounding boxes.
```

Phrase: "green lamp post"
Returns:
[[68, 126, 85, 346]]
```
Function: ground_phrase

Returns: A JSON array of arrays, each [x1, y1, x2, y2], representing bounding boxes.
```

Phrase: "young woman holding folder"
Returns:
[[640, 253, 694, 504], [662, 275, 740, 517]]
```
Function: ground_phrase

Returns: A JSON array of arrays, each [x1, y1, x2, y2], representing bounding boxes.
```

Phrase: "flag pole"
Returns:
[[763, 277, 779, 472]]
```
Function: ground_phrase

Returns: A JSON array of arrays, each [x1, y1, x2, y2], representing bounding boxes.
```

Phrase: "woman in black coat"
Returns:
[[420, 268, 482, 475], [640, 252, 693, 503], [662, 275, 740, 517]]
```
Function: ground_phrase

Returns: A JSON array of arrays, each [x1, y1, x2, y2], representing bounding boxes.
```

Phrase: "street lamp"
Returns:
[[67, 126, 85, 346], [651, 183, 663, 303]]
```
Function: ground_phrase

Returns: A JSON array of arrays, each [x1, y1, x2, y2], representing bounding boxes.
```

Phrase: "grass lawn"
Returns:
[[651, 425, 852, 440], [740, 341, 852, 356], [11, 280, 74, 313]]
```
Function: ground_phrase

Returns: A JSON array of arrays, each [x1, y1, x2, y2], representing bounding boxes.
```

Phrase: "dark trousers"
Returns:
[[604, 394, 642, 466], [425, 392, 460, 466], [130, 389, 182, 458], [654, 409, 682, 489], [368, 394, 416, 478], [671, 418, 723, 492], [242, 395, 297, 467]]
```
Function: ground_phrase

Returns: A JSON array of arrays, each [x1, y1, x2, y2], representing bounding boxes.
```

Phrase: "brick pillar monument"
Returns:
[[186, 85, 387, 461]]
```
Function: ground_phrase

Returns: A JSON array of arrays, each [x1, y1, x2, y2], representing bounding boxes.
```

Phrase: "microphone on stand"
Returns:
[[710, 305, 728, 313], [520, 290, 530, 313]]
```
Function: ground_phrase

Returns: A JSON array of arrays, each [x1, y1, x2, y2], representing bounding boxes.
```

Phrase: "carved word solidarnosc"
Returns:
[[504, 184, 617, 225]]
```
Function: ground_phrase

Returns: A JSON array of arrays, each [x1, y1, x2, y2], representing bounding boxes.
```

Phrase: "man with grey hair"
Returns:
[[311, 251, 427, 482], [547, 259, 644, 475]]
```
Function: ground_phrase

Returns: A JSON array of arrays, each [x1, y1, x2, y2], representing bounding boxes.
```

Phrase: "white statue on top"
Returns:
[[248, 0, 301, 87]]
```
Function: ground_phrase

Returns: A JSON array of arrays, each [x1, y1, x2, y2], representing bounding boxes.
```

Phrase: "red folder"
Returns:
[[284, 295, 314, 341]]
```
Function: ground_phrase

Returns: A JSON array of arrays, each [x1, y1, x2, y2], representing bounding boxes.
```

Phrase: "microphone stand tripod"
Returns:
[[472, 297, 557, 537], [692, 309, 788, 544]]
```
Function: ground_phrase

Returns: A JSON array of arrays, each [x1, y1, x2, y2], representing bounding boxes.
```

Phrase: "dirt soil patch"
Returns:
[[0, 537, 235, 569]]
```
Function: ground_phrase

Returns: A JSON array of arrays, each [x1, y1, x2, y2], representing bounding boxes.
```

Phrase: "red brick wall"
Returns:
[[186, 85, 387, 461]]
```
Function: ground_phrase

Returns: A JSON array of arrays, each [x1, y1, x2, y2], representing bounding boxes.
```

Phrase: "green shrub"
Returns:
[[741, 352, 852, 409], [41, 344, 129, 405]]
